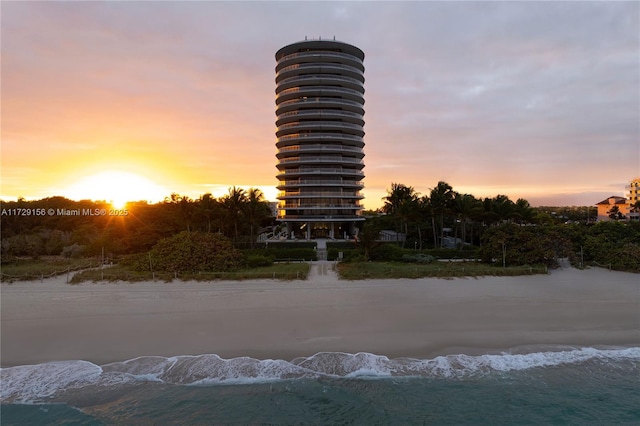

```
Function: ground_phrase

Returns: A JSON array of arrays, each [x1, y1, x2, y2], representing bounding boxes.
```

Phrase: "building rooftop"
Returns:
[[595, 196, 627, 205]]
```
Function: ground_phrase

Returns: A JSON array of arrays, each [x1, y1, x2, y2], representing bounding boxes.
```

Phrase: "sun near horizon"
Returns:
[[63, 170, 168, 209]]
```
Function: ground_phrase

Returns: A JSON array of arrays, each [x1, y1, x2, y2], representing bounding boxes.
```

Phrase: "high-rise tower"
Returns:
[[275, 39, 365, 239]]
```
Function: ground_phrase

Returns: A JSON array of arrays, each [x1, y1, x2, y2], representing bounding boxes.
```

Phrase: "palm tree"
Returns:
[[245, 188, 271, 248], [382, 183, 418, 247], [164, 193, 195, 232], [514, 198, 535, 224], [452, 193, 480, 249], [197, 193, 219, 233], [491, 195, 516, 223], [429, 181, 454, 248], [222, 186, 247, 241]]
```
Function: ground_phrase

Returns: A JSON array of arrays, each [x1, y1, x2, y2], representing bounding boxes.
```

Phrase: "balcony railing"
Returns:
[[278, 157, 365, 165], [278, 191, 363, 198], [277, 145, 364, 153], [279, 203, 362, 209], [278, 179, 364, 187], [276, 168, 365, 176], [277, 133, 363, 143], [277, 51, 364, 65], [276, 63, 363, 78], [278, 121, 363, 131], [277, 109, 363, 120], [276, 86, 365, 101], [277, 74, 364, 89], [276, 98, 364, 110]]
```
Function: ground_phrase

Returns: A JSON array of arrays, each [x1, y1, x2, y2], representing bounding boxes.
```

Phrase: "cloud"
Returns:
[[1, 1, 638, 208]]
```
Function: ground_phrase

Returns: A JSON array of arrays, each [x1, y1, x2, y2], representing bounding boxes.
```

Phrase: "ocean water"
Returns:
[[2, 347, 639, 425]]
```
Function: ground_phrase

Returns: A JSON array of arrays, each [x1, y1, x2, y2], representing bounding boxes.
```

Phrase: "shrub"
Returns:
[[327, 248, 358, 261], [369, 243, 406, 261], [326, 241, 357, 250], [246, 254, 273, 268], [62, 243, 85, 258], [401, 253, 435, 264], [479, 223, 571, 267], [423, 248, 479, 259], [241, 247, 317, 261], [136, 231, 244, 273]]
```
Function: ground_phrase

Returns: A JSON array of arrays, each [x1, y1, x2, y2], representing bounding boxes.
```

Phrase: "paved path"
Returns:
[[307, 260, 339, 282]]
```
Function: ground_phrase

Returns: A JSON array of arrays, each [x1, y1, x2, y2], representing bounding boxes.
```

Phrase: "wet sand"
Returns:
[[1, 264, 638, 367]]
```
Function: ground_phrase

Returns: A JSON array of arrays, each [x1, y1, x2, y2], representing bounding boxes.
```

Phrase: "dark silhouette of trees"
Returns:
[[245, 188, 271, 249], [452, 193, 481, 248], [1, 187, 273, 258], [222, 186, 247, 242], [429, 181, 455, 248], [382, 183, 419, 248]]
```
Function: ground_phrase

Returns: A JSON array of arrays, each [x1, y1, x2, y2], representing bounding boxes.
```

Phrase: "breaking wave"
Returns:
[[2, 347, 638, 403]]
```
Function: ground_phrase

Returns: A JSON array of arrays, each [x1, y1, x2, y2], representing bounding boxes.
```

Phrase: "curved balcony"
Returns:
[[277, 144, 364, 155], [276, 214, 365, 222], [276, 109, 364, 127], [276, 168, 365, 177], [277, 133, 363, 144], [278, 191, 363, 198], [278, 203, 362, 209], [278, 120, 364, 131], [276, 63, 363, 83], [276, 98, 364, 116], [277, 156, 365, 166], [275, 87, 364, 105], [276, 51, 364, 72], [276, 74, 364, 93], [276, 122, 365, 138], [277, 179, 364, 189]]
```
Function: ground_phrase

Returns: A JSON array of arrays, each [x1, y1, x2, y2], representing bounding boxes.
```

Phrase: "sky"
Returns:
[[2, 1, 638, 209]]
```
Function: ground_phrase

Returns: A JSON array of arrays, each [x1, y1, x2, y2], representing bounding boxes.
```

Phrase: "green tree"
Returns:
[[245, 188, 271, 248], [196, 193, 220, 233], [222, 186, 248, 241], [429, 181, 454, 248], [382, 183, 419, 248], [452, 193, 481, 249], [514, 198, 535, 224]]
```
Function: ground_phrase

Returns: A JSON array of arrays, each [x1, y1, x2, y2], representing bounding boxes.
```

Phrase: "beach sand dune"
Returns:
[[1, 265, 638, 367]]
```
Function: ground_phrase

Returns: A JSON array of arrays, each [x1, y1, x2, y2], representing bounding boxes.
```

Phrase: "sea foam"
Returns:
[[2, 347, 638, 403]]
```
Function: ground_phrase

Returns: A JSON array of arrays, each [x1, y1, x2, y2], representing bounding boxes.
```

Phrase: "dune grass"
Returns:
[[337, 261, 548, 280], [1, 257, 100, 282], [69, 262, 311, 283]]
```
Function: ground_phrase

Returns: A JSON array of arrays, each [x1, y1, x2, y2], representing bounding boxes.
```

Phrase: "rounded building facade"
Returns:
[[275, 39, 365, 239]]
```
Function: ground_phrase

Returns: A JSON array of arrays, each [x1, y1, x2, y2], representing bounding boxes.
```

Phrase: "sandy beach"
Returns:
[[1, 263, 638, 367]]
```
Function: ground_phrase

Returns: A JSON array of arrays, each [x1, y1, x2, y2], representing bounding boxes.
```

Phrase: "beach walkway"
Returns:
[[308, 260, 339, 282]]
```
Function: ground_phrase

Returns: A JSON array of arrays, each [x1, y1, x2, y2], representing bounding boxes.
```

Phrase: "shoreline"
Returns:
[[2, 266, 639, 367]]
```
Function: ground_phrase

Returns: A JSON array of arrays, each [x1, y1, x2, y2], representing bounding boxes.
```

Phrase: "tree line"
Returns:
[[357, 181, 638, 271], [2, 180, 637, 273], [1, 187, 273, 259], [376, 181, 561, 249]]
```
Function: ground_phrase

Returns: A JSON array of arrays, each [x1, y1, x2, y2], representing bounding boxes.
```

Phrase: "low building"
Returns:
[[596, 196, 628, 221], [595, 178, 640, 221]]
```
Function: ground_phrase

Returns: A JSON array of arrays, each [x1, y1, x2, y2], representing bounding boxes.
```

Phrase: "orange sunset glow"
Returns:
[[1, 2, 638, 209]]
